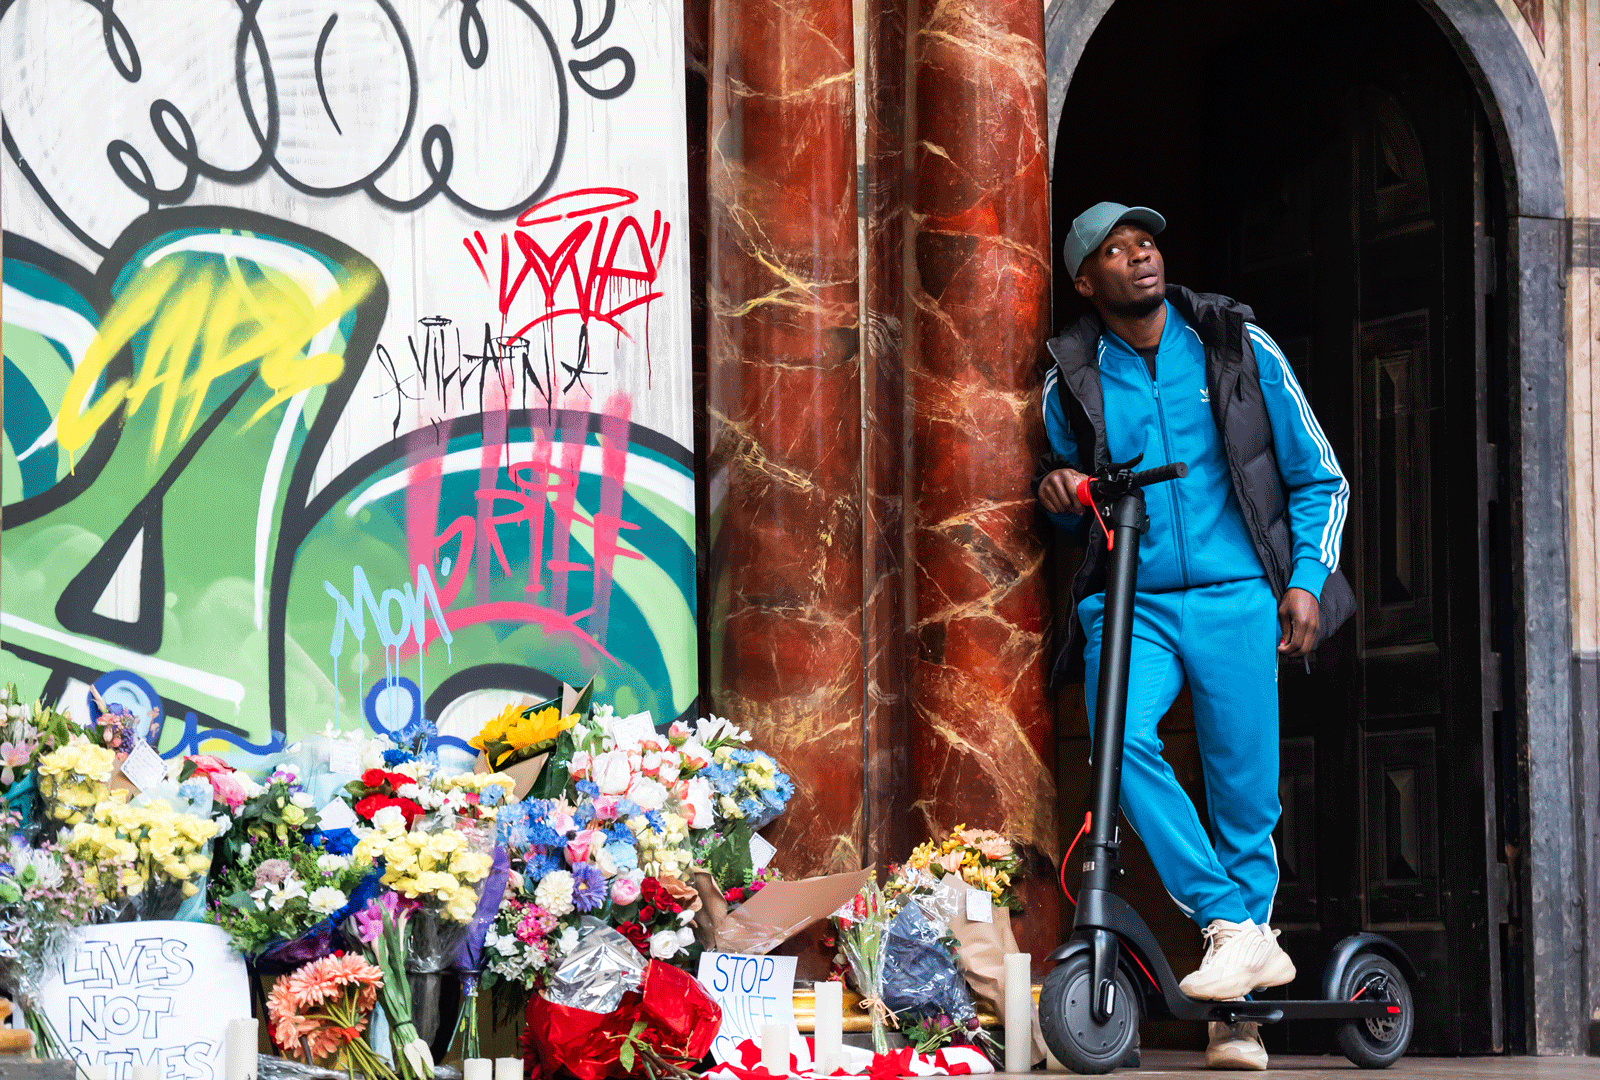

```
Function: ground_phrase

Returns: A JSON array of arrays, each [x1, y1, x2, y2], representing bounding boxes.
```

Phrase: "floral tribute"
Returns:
[[906, 825, 1024, 910], [0, 668, 808, 1080], [266, 952, 393, 1080]]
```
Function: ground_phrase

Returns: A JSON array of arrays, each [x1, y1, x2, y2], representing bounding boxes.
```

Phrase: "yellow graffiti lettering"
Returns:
[[55, 255, 376, 467]]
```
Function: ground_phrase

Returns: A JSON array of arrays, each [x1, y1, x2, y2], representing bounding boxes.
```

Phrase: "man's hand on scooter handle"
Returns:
[[1039, 467, 1091, 515], [1277, 587, 1320, 657]]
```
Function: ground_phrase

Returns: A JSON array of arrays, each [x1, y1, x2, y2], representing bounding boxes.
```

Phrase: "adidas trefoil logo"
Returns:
[[1200, 387, 1210, 403]]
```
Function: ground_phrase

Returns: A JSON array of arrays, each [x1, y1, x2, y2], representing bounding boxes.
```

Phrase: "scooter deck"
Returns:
[[1167, 997, 1402, 1024]]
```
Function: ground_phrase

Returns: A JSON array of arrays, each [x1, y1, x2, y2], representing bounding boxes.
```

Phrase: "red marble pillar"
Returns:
[[908, 0, 1061, 954], [705, 0, 862, 874], [861, 0, 911, 867]]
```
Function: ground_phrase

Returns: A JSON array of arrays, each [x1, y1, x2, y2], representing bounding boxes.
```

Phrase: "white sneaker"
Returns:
[[1178, 920, 1296, 1000], [1206, 1019, 1268, 1070]]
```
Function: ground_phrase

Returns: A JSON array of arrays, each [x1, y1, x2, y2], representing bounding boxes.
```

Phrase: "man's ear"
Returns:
[[1073, 274, 1093, 299]]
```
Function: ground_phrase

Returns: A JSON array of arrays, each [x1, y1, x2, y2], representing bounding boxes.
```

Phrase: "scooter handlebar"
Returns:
[[1130, 461, 1188, 487]]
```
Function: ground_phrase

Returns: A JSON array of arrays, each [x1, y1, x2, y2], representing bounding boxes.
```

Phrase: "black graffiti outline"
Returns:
[[4, 207, 693, 740], [314, 12, 343, 136], [0, 0, 637, 252]]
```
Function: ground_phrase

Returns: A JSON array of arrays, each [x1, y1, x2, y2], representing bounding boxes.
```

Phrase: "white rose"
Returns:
[[308, 886, 348, 915], [371, 805, 406, 830], [291, 792, 316, 808], [628, 777, 669, 812], [569, 750, 593, 778], [649, 930, 681, 959], [675, 926, 695, 947], [556, 925, 581, 955], [593, 845, 618, 878], [681, 778, 715, 829], [316, 853, 350, 874], [591, 751, 634, 796], [397, 783, 423, 800]]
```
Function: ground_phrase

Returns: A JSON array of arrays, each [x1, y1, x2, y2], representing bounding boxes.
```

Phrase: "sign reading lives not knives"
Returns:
[[38, 922, 250, 1078]]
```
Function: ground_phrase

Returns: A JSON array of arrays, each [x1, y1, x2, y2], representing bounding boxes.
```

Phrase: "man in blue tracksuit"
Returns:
[[1035, 203, 1351, 1071]]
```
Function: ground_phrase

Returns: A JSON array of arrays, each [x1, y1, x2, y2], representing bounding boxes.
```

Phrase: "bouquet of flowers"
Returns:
[[0, 818, 107, 1054], [685, 716, 794, 831], [833, 881, 896, 1053], [266, 951, 394, 1080], [209, 837, 377, 968], [66, 794, 220, 918], [0, 685, 64, 823], [87, 686, 161, 755], [470, 700, 580, 770], [906, 825, 1022, 910], [215, 768, 323, 866], [36, 737, 117, 830], [347, 892, 433, 1080]]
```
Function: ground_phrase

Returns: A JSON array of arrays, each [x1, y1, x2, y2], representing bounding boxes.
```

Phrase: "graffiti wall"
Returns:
[[0, 0, 696, 756]]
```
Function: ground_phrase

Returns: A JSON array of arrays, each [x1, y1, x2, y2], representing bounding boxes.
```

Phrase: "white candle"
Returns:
[[1004, 953, 1032, 1074], [812, 980, 843, 1075], [226, 1018, 258, 1080], [464, 1060, 493, 1080], [761, 1022, 790, 1075], [495, 1056, 523, 1080], [78, 1068, 107, 1080], [131, 1068, 160, 1080]]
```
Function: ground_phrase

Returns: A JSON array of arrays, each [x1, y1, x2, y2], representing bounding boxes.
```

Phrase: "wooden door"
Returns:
[[1200, 1, 1505, 1054]]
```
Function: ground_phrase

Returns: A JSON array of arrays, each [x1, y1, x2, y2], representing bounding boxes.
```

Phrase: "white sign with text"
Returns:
[[695, 951, 801, 1064], [39, 921, 251, 1079]]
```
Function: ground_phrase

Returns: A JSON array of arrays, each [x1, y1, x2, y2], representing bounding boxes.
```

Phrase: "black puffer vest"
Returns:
[[1037, 285, 1355, 684]]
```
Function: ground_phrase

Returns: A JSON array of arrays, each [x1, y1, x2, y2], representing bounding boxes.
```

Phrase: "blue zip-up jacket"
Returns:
[[1042, 301, 1348, 599]]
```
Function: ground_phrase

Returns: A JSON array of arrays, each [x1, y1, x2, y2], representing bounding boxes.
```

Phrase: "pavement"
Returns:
[[1013, 1051, 1600, 1076]]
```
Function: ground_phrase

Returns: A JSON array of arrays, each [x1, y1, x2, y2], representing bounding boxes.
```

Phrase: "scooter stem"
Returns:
[[1084, 488, 1149, 891]]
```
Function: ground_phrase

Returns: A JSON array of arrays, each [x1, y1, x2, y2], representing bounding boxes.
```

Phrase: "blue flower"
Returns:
[[382, 747, 414, 767], [738, 797, 764, 820], [617, 798, 641, 817], [575, 780, 599, 798], [570, 863, 606, 913], [525, 852, 564, 882], [604, 821, 635, 844], [312, 828, 360, 856], [644, 810, 665, 833]]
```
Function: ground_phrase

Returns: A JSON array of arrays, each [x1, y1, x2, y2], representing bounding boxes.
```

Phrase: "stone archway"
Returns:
[[1043, 0, 1579, 1054]]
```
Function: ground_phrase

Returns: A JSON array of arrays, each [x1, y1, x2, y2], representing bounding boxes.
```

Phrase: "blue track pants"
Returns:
[[1080, 576, 1281, 927]]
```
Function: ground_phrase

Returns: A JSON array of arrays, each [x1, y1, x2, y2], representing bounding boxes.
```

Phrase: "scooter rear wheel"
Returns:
[[1334, 951, 1414, 1068], [1039, 952, 1140, 1075]]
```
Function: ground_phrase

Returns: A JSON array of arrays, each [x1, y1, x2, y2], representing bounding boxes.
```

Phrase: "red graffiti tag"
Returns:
[[463, 188, 669, 348]]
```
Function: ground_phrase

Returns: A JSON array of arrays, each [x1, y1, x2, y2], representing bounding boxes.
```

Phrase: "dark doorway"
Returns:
[[1050, 0, 1515, 1055]]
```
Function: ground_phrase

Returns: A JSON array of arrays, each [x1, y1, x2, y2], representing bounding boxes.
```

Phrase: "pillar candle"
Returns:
[[131, 1068, 160, 1080], [78, 1068, 107, 1080], [226, 1018, 258, 1080], [812, 980, 843, 1074], [761, 1022, 789, 1075], [495, 1056, 523, 1080], [1003, 953, 1032, 1075], [464, 1060, 493, 1080]]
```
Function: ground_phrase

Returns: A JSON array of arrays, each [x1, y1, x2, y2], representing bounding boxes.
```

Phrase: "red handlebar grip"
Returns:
[[1075, 476, 1094, 510]]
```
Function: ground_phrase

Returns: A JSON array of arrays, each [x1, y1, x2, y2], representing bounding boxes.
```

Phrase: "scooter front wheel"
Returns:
[[1334, 951, 1414, 1068], [1039, 952, 1140, 1075]]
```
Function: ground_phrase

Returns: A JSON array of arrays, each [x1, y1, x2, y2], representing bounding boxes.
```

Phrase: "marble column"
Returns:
[[908, 0, 1060, 954], [706, 0, 862, 873], [861, 0, 911, 867]]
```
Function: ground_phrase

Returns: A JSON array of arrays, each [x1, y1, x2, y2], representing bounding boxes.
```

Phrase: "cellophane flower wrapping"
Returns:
[[64, 782, 222, 921], [36, 737, 115, 833], [878, 903, 987, 1046], [834, 883, 895, 1054], [523, 957, 721, 1080], [544, 916, 647, 1013]]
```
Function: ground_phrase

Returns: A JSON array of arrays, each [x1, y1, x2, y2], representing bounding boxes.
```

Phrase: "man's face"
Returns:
[[1073, 224, 1165, 318]]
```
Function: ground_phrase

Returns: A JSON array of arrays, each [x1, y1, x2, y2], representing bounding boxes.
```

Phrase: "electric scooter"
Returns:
[[1038, 457, 1417, 1074]]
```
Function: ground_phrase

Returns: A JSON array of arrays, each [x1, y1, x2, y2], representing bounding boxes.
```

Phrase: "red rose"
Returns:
[[725, 888, 745, 903], [354, 794, 391, 821], [617, 921, 650, 951], [638, 905, 658, 923], [361, 769, 388, 787]]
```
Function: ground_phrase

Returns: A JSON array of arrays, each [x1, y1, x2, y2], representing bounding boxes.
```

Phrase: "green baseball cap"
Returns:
[[1063, 201, 1166, 277]]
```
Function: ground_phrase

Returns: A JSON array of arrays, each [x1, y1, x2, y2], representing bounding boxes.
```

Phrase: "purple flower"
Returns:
[[570, 863, 606, 913], [353, 889, 418, 943]]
